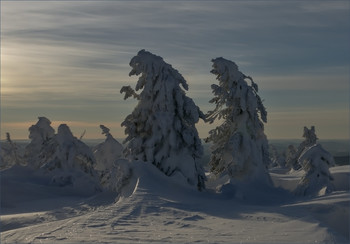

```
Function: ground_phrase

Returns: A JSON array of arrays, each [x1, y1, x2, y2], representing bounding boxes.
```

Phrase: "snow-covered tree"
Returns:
[[93, 125, 123, 172], [121, 49, 206, 190], [93, 125, 125, 190], [285, 145, 297, 169], [40, 124, 100, 191], [24, 117, 55, 168], [206, 57, 271, 184], [270, 145, 286, 168], [98, 159, 132, 193], [0, 133, 24, 169], [295, 144, 335, 196], [286, 126, 318, 171]]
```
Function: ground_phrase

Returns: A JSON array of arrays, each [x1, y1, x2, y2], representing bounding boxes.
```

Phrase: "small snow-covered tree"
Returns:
[[93, 125, 124, 190], [40, 124, 100, 191], [206, 57, 271, 184], [24, 117, 55, 168], [285, 145, 297, 169], [270, 145, 286, 168], [121, 49, 206, 190], [286, 126, 318, 170], [93, 125, 123, 172], [0, 133, 24, 169], [295, 144, 335, 196], [42, 124, 95, 173]]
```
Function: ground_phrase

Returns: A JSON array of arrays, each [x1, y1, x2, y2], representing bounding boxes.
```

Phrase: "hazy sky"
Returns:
[[1, 1, 349, 140]]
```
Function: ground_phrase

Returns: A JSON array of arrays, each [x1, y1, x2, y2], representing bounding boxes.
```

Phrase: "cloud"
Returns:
[[1, 1, 349, 139], [300, 1, 350, 13]]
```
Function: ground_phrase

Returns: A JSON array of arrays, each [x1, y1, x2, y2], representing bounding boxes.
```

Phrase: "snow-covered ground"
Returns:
[[1, 162, 349, 243]]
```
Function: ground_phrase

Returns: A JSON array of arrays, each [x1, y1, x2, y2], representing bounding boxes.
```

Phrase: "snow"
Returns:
[[295, 144, 336, 196], [206, 57, 271, 186], [1, 160, 349, 243], [120, 50, 205, 190], [93, 125, 123, 172], [24, 117, 55, 169]]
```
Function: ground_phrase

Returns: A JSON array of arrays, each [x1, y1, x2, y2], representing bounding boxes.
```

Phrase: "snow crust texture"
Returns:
[[1, 162, 349, 244]]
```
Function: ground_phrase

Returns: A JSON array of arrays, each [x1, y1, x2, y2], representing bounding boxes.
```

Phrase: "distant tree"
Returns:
[[206, 57, 271, 184], [24, 117, 55, 168], [0, 132, 24, 169], [270, 145, 286, 168], [286, 126, 318, 171], [285, 145, 297, 169], [295, 144, 335, 196], [121, 49, 206, 190]]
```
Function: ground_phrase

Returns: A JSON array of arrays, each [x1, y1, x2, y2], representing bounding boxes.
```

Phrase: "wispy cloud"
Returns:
[[300, 1, 350, 13], [1, 1, 349, 139]]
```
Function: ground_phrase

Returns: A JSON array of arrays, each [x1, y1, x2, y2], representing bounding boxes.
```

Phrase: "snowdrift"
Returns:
[[1, 162, 349, 243], [270, 165, 350, 193]]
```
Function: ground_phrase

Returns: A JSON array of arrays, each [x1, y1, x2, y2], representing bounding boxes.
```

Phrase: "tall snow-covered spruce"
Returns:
[[206, 58, 271, 184], [121, 50, 206, 190]]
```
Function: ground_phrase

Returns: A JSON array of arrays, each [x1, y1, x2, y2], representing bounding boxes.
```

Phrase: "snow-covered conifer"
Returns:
[[93, 125, 124, 190], [93, 125, 123, 172], [270, 145, 286, 168], [295, 144, 335, 196], [287, 126, 318, 170], [0, 133, 24, 169], [285, 145, 297, 169], [24, 117, 55, 168], [120, 49, 206, 190], [42, 124, 95, 173], [206, 57, 271, 184], [40, 124, 100, 191], [98, 159, 132, 193]]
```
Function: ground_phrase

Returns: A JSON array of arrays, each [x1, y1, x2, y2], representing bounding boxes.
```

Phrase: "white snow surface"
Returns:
[[1, 163, 349, 243]]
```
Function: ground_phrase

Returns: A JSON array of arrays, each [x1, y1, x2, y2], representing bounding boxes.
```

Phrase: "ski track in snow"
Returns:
[[1, 165, 349, 243]]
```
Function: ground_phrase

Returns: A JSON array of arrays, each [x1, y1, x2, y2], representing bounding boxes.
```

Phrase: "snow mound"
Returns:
[[118, 160, 198, 201], [216, 176, 293, 205], [330, 165, 350, 191], [271, 165, 349, 193], [1, 163, 349, 243]]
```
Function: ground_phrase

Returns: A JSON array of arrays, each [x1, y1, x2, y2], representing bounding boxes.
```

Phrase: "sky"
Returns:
[[1, 1, 349, 140]]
